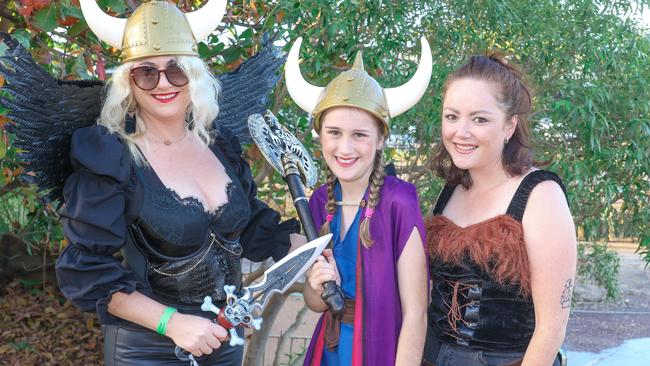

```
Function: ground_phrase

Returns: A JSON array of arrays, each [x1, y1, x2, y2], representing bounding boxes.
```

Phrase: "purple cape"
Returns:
[[303, 176, 427, 365]]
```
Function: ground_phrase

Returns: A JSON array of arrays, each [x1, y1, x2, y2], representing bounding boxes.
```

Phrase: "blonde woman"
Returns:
[[54, 1, 301, 365]]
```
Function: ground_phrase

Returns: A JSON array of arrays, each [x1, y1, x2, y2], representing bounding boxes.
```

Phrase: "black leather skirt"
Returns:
[[103, 323, 243, 366]]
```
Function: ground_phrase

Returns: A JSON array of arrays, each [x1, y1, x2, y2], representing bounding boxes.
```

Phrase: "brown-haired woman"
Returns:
[[422, 54, 577, 366]]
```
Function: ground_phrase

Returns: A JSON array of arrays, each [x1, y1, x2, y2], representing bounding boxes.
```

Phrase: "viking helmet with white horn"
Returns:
[[80, 0, 227, 62], [285, 37, 432, 135]]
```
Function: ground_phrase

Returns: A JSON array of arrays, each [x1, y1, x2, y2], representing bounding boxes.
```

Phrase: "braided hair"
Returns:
[[359, 150, 385, 247], [318, 169, 338, 238]]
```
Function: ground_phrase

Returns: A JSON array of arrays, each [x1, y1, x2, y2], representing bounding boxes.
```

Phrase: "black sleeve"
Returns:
[[55, 125, 147, 324], [215, 128, 301, 262]]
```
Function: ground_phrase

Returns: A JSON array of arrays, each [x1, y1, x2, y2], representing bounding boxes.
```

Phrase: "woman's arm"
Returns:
[[303, 249, 339, 312], [521, 181, 577, 366], [108, 291, 227, 357], [395, 228, 429, 366]]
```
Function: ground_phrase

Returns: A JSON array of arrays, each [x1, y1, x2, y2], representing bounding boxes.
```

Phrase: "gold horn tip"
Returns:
[[352, 51, 365, 71]]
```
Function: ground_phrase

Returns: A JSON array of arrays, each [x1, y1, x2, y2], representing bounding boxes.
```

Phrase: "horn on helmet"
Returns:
[[384, 37, 432, 117], [79, 0, 126, 50], [185, 0, 228, 42], [285, 37, 325, 114]]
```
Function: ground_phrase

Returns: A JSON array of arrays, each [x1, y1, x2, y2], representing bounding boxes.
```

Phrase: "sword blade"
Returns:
[[245, 233, 331, 308]]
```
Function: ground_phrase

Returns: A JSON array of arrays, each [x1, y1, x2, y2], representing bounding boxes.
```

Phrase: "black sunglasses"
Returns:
[[129, 64, 189, 91]]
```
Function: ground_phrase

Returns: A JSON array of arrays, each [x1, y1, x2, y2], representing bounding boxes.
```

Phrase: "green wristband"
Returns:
[[157, 307, 177, 336]]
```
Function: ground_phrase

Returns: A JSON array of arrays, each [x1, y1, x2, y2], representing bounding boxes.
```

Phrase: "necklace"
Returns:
[[335, 199, 367, 207], [146, 128, 189, 146]]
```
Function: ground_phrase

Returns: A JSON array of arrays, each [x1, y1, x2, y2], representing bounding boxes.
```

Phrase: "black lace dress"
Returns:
[[55, 124, 299, 325]]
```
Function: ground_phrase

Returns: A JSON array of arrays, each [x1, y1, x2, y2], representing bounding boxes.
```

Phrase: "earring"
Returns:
[[504, 137, 509, 145]]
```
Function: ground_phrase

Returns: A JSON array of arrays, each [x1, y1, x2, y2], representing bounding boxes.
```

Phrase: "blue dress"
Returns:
[[322, 184, 361, 366]]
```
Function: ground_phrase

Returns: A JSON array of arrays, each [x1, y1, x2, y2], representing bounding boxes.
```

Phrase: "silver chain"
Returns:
[[151, 241, 214, 277], [212, 232, 243, 256]]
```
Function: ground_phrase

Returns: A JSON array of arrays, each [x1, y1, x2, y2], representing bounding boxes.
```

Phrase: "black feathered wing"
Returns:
[[214, 40, 285, 144], [0, 33, 285, 203], [0, 33, 104, 204]]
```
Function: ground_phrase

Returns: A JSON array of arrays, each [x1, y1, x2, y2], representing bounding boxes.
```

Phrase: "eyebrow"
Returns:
[[136, 61, 156, 67], [135, 59, 176, 67], [323, 126, 372, 133], [443, 107, 493, 116]]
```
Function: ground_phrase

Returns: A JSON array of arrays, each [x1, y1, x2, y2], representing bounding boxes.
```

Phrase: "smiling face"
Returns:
[[129, 55, 191, 124], [441, 78, 516, 173], [319, 107, 384, 186]]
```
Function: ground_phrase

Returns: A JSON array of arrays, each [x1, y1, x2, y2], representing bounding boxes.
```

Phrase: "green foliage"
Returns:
[[1, 0, 649, 291], [0, 188, 65, 256], [577, 241, 621, 299]]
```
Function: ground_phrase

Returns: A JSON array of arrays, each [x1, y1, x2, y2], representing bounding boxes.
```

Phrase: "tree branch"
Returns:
[[0, 2, 24, 28], [242, 282, 305, 366], [0, 180, 23, 199], [243, 259, 270, 287], [273, 303, 310, 366], [253, 160, 274, 186]]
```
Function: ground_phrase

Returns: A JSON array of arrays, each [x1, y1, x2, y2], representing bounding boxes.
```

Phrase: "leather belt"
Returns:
[[324, 298, 356, 351]]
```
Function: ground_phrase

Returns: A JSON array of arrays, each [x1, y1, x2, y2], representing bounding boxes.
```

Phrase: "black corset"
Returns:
[[126, 147, 249, 306], [429, 258, 536, 352], [145, 230, 242, 306], [427, 170, 568, 353]]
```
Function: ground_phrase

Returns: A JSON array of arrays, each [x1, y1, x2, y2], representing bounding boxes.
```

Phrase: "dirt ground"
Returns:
[[563, 248, 650, 352]]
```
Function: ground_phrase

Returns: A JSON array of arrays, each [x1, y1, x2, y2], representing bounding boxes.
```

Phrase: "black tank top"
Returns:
[[427, 170, 567, 352]]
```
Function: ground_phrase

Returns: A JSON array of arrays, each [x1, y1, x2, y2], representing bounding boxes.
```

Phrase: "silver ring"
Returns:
[[293, 196, 308, 204]]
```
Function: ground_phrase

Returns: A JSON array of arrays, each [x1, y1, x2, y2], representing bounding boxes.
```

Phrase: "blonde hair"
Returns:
[[98, 55, 221, 164], [318, 117, 387, 248]]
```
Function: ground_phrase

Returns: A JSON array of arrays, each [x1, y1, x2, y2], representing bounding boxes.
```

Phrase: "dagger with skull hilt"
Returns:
[[175, 233, 332, 365], [247, 111, 346, 318], [175, 226, 331, 365]]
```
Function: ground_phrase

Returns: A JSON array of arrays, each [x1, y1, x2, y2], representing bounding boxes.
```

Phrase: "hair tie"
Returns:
[[326, 213, 334, 223], [364, 208, 374, 219]]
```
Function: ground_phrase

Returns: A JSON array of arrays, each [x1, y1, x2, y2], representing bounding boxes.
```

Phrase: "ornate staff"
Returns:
[[248, 112, 346, 317]]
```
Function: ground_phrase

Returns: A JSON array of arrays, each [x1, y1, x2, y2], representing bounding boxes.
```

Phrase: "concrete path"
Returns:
[[564, 248, 650, 366], [567, 337, 650, 366]]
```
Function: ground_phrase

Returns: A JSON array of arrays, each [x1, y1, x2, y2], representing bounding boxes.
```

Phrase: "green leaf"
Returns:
[[221, 46, 242, 64], [11, 29, 32, 50], [61, 5, 84, 19], [32, 5, 58, 33], [212, 43, 225, 54], [197, 43, 213, 59], [98, 0, 127, 14], [240, 28, 254, 40], [0, 137, 5, 160], [68, 20, 88, 37], [70, 55, 92, 79]]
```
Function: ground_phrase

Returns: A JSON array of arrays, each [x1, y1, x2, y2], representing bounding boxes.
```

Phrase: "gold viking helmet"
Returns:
[[285, 37, 432, 135], [79, 0, 227, 62]]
